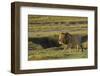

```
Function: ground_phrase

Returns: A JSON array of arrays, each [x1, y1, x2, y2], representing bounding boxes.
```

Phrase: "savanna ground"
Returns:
[[28, 15, 88, 60]]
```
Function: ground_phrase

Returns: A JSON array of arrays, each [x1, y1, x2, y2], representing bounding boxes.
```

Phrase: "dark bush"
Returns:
[[28, 36, 60, 48]]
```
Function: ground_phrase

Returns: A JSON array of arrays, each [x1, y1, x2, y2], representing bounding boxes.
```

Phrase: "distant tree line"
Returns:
[[29, 21, 87, 26]]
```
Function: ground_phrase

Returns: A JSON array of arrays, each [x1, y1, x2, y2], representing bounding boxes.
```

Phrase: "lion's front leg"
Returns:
[[65, 43, 72, 53], [63, 44, 68, 50]]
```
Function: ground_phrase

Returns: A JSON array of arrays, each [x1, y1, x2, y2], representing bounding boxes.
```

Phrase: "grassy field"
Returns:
[[28, 48, 88, 60], [28, 15, 88, 60]]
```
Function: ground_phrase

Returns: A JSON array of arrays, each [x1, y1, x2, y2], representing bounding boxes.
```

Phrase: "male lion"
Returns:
[[58, 32, 84, 52]]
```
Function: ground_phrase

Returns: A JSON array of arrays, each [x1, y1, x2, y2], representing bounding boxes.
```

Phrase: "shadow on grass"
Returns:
[[28, 35, 87, 49], [29, 36, 60, 49]]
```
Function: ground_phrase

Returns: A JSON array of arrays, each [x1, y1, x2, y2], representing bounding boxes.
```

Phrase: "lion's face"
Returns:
[[58, 32, 71, 44], [58, 32, 65, 44]]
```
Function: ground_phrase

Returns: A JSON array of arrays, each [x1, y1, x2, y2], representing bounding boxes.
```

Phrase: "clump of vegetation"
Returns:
[[28, 41, 43, 50]]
